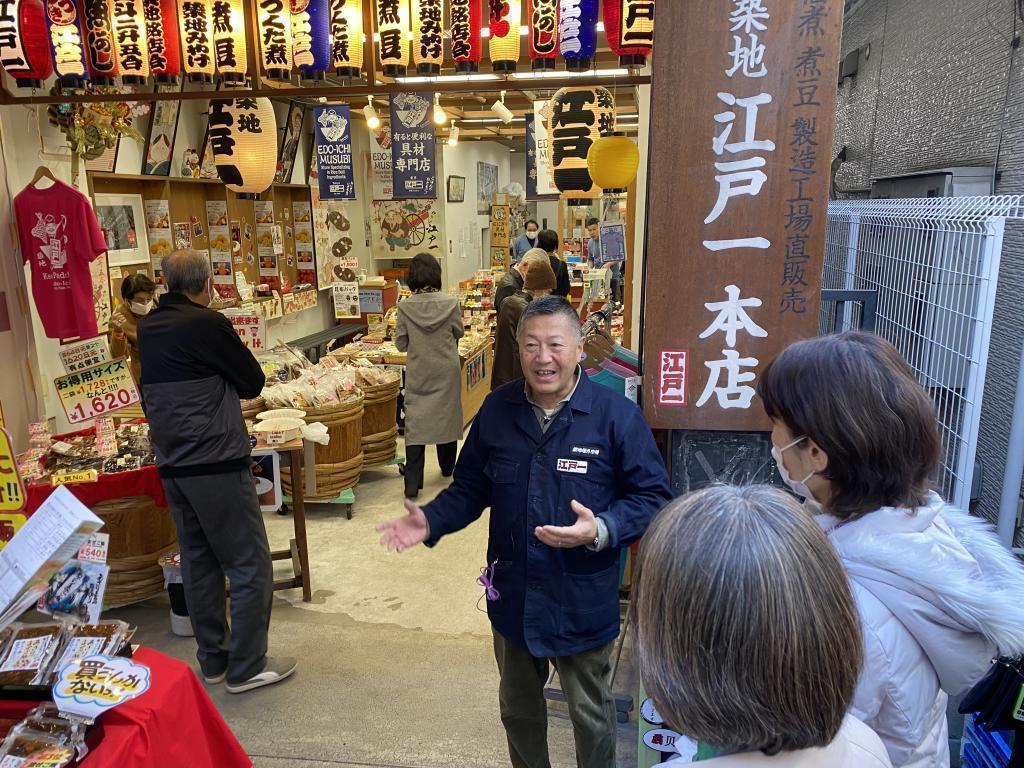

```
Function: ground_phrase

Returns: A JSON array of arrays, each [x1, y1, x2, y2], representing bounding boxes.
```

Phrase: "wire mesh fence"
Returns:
[[822, 196, 1024, 511]]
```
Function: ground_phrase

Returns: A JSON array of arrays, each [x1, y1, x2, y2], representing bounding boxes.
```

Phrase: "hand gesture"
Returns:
[[110, 311, 127, 330], [534, 500, 598, 549], [376, 499, 429, 552]]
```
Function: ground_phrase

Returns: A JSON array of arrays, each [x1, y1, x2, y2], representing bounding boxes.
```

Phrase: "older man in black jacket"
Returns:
[[139, 249, 295, 694]]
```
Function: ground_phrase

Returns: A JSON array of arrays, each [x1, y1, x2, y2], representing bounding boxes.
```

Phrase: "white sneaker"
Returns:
[[225, 657, 297, 694]]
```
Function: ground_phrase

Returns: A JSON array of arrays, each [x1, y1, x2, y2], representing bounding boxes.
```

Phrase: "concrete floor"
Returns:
[[109, 439, 640, 768]]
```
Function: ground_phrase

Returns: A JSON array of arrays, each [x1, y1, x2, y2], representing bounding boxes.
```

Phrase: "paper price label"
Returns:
[[53, 358, 141, 425], [78, 532, 110, 564], [51, 470, 99, 487]]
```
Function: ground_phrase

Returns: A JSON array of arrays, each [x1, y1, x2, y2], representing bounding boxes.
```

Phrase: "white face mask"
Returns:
[[130, 300, 153, 316], [771, 436, 819, 504]]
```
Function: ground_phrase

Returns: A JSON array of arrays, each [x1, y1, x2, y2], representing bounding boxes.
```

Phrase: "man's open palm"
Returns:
[[376, 499, 429, 552]]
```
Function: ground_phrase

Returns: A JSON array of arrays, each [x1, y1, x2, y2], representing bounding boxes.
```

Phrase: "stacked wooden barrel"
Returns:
[[360, 379, 401, 467], [281, 393, 364, 501]]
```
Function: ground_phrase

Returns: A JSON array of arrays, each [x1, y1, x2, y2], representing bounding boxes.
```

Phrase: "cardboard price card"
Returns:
[[223, 311, 267, 350], [53, 359, 141, 425], [54, 655, 151, 720], [58, 337, 111, 375], [0, 427, 26, 512]]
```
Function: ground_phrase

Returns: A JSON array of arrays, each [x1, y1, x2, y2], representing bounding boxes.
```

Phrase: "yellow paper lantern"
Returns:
[[411, 0, 442, 75], [178, 0, 215, 81], [547, 85, 616, 203], [209, 97, 278, 197], [211, 0, 246, 82], [111, 0, 150, 82], [587, 133, 638, 194], [257, 0, 291, 79], [488, 0, 519, 73], [328, 0, 362, 77], [375, 0, 408, 77]]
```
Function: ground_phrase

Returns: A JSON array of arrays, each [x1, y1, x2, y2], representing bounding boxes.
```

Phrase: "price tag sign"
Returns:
[[0, 426, 26, 512], [58, 337, 111, 374], [53, 655, 151, 721], [78, 532, 110, 564], [53, 358, 141, 425], [51, 470, 99, 487]]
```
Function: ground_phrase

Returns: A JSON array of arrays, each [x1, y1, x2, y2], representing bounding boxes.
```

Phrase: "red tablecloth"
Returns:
[[24, 465, 167, 515]]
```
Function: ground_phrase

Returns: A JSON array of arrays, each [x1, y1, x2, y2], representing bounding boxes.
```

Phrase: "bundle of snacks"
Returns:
[[45, 621, 134, 685], [0, 726, 76, 766], [0, 623, 65, 686], [262, 366, 359, 409], [32, 424, 154, 483]]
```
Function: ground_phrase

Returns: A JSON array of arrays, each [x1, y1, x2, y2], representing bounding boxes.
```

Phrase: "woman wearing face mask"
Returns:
[[758, 331, 1024, 768], [110, 273, 157, 384]]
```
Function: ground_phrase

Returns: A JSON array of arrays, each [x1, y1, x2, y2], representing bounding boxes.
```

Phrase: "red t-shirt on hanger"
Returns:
[[14, 179, 107, 339]]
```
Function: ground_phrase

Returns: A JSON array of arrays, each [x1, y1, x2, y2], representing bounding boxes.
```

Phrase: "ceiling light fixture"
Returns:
[[448, 123, 460, 146], [395, 72, 500, 84], [491, 90, 514, 123], [363, 96, 381, 130], [433, 93, 447, 125], [510, 67, 630, 80]]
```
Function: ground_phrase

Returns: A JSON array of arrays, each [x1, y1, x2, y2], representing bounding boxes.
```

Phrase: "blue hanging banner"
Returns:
[[313, 104, 356, 199], [389, 93, 438, 199]]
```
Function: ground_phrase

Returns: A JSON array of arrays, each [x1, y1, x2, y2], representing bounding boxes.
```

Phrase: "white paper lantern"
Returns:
[[209, 97, 278, 196]]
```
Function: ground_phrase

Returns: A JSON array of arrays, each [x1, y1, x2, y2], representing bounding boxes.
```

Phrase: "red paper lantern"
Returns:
[[603, 0, 654, 67], [0, 0, 55, 86], [142, 0, 180, 81], [527, 0, 556, 71], [448, 0, 479, 73], [79, 0, 120, 82]]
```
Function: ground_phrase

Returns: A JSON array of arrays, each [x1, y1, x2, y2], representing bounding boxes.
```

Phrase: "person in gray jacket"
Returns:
[[138, 249, 296, 694]]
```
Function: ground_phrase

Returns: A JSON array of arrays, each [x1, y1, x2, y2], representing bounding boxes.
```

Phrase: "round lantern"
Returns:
[[487, 0, 518, 73], [78, 0, 119, 83], [0, 0, 55, 87], [603, 0, 653, 67], [546, 85, 616, 204], [328, 0, 362, 77], [558, 0, 596, 72], [178, 0, 215, 81], [209, 97, 277, 197], [111, 0, 150, 83], [45, 0, 89, 86], [256, 0, 291, 79], [448, 0, 478, 72], [143, 0, 181, 82], [411, 0, 441, 75], [587, 133, 638, 194], [375, 0, 408, 78], [210, 0, 246, 82], [292, 0, 329, 80], [527, 0, 556, 70]]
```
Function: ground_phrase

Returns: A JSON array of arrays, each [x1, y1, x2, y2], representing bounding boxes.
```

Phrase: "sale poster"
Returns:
[[332, 282, 360, 319], [222, 309, 267, 350], [53, 358, 141, 424], [58, 337, 111, 374]]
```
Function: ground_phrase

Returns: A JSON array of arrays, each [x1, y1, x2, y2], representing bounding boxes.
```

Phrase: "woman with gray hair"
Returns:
[[631, 484, 892, 767]]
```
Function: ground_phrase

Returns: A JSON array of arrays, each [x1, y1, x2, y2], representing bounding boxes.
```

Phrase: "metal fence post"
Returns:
[[998, 339, 1024, 550], [842, 214, 861, 331]]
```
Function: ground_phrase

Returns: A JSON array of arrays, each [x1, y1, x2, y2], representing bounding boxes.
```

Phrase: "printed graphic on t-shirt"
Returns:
[[30, 212, 69, 273]]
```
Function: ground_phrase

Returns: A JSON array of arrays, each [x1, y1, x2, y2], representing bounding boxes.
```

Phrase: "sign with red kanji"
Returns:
[[53, 358, 141, 425]]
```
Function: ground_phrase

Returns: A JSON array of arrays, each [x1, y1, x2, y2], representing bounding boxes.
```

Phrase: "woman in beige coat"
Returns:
[[394, 253, 464, 499]]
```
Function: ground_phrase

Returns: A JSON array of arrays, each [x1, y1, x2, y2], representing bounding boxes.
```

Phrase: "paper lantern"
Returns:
[[411, 0, 441, 75], [257, 0, 291, 79], [487, 0, 518, 73], [328, 0, 362, 77], [546, 85, 615, 202], [79, 0, 118, 82], [375, 0, 407, 77], [448, 0, 477, 72], [209, 97, 277, 196], [0, 0, 55, 86], [603, 0, 652, 66], [292, 0, 329, 79], [558, 0, 596, 72], [143, 0, 180, 81], [111, 0, 149, 82], [587, 133, 638, 194], [527, 0, 556, 70], [210, 0, 246, 82], [45, 0, 89, 85], [178, 0, 215, 81]]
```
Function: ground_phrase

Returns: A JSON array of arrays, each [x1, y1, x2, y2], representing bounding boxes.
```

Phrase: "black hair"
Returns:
[[121, 272, 157, 302], [516, 295, 581, 339], [536, 229, 559, 253], [407, 252, 442, 292], [525, 219, 539, 229], [586, 217, 599, 228]]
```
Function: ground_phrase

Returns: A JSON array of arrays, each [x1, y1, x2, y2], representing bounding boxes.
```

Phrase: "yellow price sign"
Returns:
[[51, 469, 99, 487], [0, 427, 25, 513], [0, 512, 27, 550], [53, 357, 140, 425]]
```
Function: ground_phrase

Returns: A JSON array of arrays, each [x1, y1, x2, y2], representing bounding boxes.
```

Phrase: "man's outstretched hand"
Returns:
[[534, 500, 598, 549], [376, 499, 429, 552]]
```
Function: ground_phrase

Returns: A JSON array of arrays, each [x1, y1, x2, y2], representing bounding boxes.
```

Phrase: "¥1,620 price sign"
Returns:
[[54, 358, 141, 424]]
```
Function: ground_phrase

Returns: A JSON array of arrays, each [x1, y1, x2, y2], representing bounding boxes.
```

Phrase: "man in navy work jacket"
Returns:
[[378, 296, 671, 768]]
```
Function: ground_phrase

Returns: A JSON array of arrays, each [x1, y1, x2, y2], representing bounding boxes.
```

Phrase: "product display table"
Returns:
[[270, 438, 312, 602]]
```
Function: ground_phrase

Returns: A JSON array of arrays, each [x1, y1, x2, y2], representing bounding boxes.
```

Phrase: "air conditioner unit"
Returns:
[[870, 166, 994, 198]]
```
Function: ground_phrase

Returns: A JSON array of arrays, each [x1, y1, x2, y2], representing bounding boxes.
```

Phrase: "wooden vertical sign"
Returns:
[[642, 0, 842, 431]]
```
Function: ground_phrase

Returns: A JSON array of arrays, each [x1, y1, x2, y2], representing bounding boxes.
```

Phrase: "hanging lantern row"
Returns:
[[210, 95, 277, 195]]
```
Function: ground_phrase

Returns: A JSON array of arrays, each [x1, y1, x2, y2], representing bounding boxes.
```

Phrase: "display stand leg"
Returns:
[[290, 446, 312, 602]]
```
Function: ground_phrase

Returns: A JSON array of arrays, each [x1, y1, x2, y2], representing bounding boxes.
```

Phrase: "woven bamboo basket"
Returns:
[[360, 378, 400, 467], [241, 396, 266, 420], [281, 451, 364, 501], [362, 425, 399, 466], [92, 495, 177, 605], [278, 394, 364, 499]]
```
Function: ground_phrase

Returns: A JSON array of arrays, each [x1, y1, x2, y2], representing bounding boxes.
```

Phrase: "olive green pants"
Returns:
[[492, 630, 617, 768]]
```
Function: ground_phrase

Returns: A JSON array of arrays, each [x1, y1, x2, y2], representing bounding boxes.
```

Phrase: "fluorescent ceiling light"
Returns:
[[460, 116, 526, 123], [510, 68, 629, 79], [396, 73, 500, 84], [482, 23, 602, 38]]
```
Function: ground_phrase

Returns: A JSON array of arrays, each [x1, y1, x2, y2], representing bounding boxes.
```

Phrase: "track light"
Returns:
[[491, 90, 514, 124], [433, 93, 447, 125], [448, 123, 460, 146], [363, 96, 381, 130]]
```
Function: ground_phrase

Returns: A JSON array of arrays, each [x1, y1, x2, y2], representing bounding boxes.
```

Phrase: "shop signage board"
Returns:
[[58, 338, 111, 374], [54, 359, 141, 425], [223, 310, 267, 350], [529, 101, 560, 199], [0, 427, 25, 513], [334, 282, 361, 319], [389, 93, 437, 199], [597, 223, 626, 267], [370, 119, 394, 200], [358, 288, 384, 314], [313, 104, 356, 200], [642, 0, 842, 431]]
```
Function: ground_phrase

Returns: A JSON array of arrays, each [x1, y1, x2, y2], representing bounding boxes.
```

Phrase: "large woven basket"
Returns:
[[241, 396, 266, 420], [92, 495, 177, 606], [360, 379, 400, 467], [281, 451, 364, 501], [279, 395, 365, 500]]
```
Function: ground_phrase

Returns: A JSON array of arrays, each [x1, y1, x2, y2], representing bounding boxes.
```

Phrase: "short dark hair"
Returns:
[[163, 249, 211, 295], [525, 219, 538, 229], [407, 252, 442, 292], [757, 331, 941, 521], [516, 295, 581, 339], [586, 217, 599, 228], [121, 272, 156, 301], [536, 229, 559, 253]]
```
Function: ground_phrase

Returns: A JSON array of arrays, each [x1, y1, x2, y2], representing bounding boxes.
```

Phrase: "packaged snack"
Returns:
[[0, 726, 74, 766], [0, 624, 65, 686], [46, 621, 133, 685]]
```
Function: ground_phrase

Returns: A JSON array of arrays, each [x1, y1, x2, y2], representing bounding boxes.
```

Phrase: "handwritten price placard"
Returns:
[[53, 358, 141, 424]]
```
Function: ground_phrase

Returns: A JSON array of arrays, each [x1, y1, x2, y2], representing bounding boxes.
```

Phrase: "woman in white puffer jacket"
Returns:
[[757, 331, 1024, 768]]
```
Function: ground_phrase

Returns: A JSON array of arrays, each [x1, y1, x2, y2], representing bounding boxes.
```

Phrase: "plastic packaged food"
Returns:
[[0, 726, 75, 765], [46, 621, 134, 685], [0, 624, 65, 686]]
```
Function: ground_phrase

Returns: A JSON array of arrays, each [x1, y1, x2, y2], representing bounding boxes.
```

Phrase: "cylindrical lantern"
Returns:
[[328, 0, 362, 77], [209, 97, 277, 197], [447, 0, 477, 72], [547, 85, 615, 203], [110, 0, 149, 83], [527, 0, 555, 70], [558, 0, 596, 72], [178, 0, 215, 81], [0, 0, 55, 87], [210, 0, 246, 82], [375, 0, 408, 77], [45, 0, 89, 86], [411, 0, 441, 75], [487, 0, 518, 73], [257, 0, 291, 79], [603, 0, 653, 67], [143, 0, 180, 82], [587, 133, 638, 194], [291, 0, 329, 79], [79, 0, 118, 83]]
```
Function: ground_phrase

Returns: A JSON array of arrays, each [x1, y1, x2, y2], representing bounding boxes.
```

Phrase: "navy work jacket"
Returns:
[[422, 371, 672, 658]]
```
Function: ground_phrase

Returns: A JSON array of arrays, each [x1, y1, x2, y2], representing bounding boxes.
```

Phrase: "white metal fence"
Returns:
[[822, 196, 1024, 511]]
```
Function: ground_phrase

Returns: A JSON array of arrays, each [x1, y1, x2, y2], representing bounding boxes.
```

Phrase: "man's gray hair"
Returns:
[[516, 295, 583, 340], [163, 249, 212, 295]]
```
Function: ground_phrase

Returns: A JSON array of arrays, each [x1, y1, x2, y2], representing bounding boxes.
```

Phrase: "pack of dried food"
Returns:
[[45, 621, 134, 685], [0, 725, 75, 766], [22, 704, 91, 761], [0, 623, 65, 686]]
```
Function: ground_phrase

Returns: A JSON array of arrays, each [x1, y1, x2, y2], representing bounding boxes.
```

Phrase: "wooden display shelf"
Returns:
[[461, 339, 493, 429]]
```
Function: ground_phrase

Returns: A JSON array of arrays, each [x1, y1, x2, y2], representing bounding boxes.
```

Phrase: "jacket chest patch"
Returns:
[[556, 458, 588, 474]]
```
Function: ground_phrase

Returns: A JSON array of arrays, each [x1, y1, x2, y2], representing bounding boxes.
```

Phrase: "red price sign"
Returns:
[[53, 358, 141, 424]]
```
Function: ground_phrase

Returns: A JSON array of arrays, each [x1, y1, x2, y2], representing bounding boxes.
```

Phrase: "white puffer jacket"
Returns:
[[817, 493, 1024, 768]]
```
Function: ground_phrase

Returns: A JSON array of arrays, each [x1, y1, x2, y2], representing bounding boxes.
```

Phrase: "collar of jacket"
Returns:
[[505, 365, 592, 415], [157, 292, 207, 309]]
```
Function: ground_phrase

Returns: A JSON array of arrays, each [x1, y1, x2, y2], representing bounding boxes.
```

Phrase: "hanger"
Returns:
[[29, 165, 58, 188]]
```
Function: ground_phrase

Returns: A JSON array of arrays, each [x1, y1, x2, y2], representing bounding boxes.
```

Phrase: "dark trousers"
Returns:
[[162, 468, 273, 684], [404, 441, 457, 497], [492, 631, 617, 768]]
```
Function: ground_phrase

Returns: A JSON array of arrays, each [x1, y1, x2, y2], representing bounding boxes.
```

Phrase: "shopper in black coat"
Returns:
[[537, 229, 571, 298]]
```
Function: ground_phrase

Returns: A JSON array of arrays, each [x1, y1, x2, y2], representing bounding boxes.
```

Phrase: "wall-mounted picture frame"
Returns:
[[477, 162, 498, 214], [85, 138, 120, 173], [93, 193, 151, 267], [142, 83, 183, 176], [447, 175, 466, 203], [276, 101, 306, 183]]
